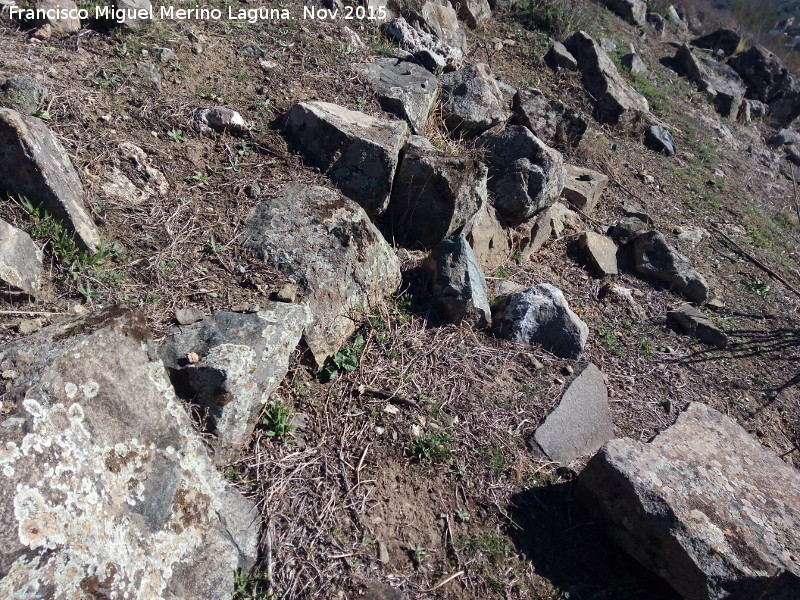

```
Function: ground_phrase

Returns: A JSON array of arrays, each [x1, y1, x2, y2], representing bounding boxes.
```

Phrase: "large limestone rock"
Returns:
[[512, 89, 587, 148], [382, 17, 465, 71], [477, 125, 565, 225], [634, 231, 709, 303], [439, 63, 511, 136], [0, 219, 42, 296], [578, 231, 618, 276], [600, 0, 646, 26], [34, 0, 80, 33], [355, 58, 440, 134], [427, 234, 491, 328], [0, 108, 100, 251], [284, 101, 408, 215], [387, 136, 486, 248], [534, 363, 613, 464], [0, 308, 258, 599], [159, 305, 310, 464], [674, 44, 745, 119], [564, 31, 650, 124], [578, 402, 800, 600], [418, 1, 467, 54], [241, 184, 401, 366], [493, 284, 588, 359], [515, 202, 582, 261]]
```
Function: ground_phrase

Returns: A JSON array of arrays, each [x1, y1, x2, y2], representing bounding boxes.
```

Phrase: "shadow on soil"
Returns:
[[508, 482, 681, 600]]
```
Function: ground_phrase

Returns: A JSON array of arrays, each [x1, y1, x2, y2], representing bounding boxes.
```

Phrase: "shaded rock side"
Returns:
[[0, 307, 258, 600], [355, 58, 440, 134], [600, 0, 646, 26], [447, 0, 490, 28], [0, 218, 42, 296], [674, 44, 745, 119], [159, 304, 311, 464], [439, 63, 511, 136], [515, 202, 582, 261], [242, 184, 401, 366], [644, 125, 676, 156], [728, 45, 790, 103], [578, 231, 618, 276], [564, 31, 649, 124], [561, 164, 608, 214], [544, 41, 577, 71], [467, 202, 510, 271], [493, 284, 588, 359], [691, 28, 742, 57], [0, 108, 100, 251], [578, 402, 800, 600], [534, 362, 613, 464], [634, 231, 709, 303], [477, 125, 565, 225], [284, 101, 408, 215], [667, 303, 728, 347], [512, 89, 587, 148], [387, 136, 486, 248], [428, 234, 491, 328]]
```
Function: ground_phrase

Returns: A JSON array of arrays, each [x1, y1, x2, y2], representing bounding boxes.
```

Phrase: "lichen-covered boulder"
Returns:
[[159, 304, 311, 464], [242, 184, 401, 366], [0, 307, 258, 599], [284, 101, 408, 215], [440, 63, 511, 136], [674, 44, 745, 119], [578, 402, 800, 600], [0, 108, 100, 251], [0, 218, 42, 297]]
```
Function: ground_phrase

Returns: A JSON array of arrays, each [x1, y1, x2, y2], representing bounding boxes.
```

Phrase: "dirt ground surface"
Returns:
[[0, 1, 798, 598]]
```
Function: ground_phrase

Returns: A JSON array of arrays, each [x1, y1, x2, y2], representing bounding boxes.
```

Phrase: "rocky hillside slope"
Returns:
[[0, 0, 799, 598]]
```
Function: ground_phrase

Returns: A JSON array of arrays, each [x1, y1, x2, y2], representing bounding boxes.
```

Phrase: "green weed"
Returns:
[[260, 400, 294, 440], [409, 429, 453, 462], [318, 335, 365, 381]]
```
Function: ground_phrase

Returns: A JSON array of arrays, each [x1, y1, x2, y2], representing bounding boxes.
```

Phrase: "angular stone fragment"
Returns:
[[284, 101, 407, 215], [419, 1, 468, 54], [691, 28, 742, 57], [355, 58, 440, 134], [440, 63, 510, 136], [767, 128, 800, 147], [578, 231, 618, 276], [534, 363, 613, 464], [193, 106, 247, 133], [544, 41, 577, 71], [0, 218, 42, 296], [0, 108, 100, 251], [728, 45, 790, 103], [644, 125, 676, 156], [621, 52, 647, 75], [427, 234, 491, 328], [0, 308, 258, 599], [607, 216, 649, 244], [242, 184, 401, 366], [668, 303, 727, 347], [477, 125, 565, 225], [387, 136, 486, 248], [674, 44, 745, 119], [159, 304, 310, 463], [634, 231, 709, 303], [578, 402, 800, 600], [515, 202, 582, 261], [467, 202, 510, 271], [0, 76, 47, 114], [448, 0, 490, 28], [512, 89, 587, 148], [600, 0, 646, 26], [493, 284, 589, 359], [564, 31, 650, 124], [561, 164, 608, 214]]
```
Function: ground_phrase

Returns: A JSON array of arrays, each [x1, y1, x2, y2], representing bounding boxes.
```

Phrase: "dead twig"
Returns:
[[356, 384, 420, 409]]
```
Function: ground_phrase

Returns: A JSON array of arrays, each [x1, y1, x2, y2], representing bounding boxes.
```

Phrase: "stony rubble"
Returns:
[[674, 44, 745, 119], [634, 231, 710, 303], [579, 402, 800, 600], [578, 231, 618, 276], [560, 164, 608, 214], [667, 303, 728, 347], [439, 63, 510, 136]]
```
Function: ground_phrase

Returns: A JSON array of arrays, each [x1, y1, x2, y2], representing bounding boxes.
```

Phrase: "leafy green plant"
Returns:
[[455, 507, 470, 522], [743, 278, 771, 297], [409, 429, 453, 462], [167, 129, 186, 143], [318, 335, 365, 381], [260, 400, 294, 440], [233, 568, 273, 600], [32, 109, 51, 121], [191, 171, 210, 185], [409, 543, 426, 568], [748, 228, 773, 249]]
